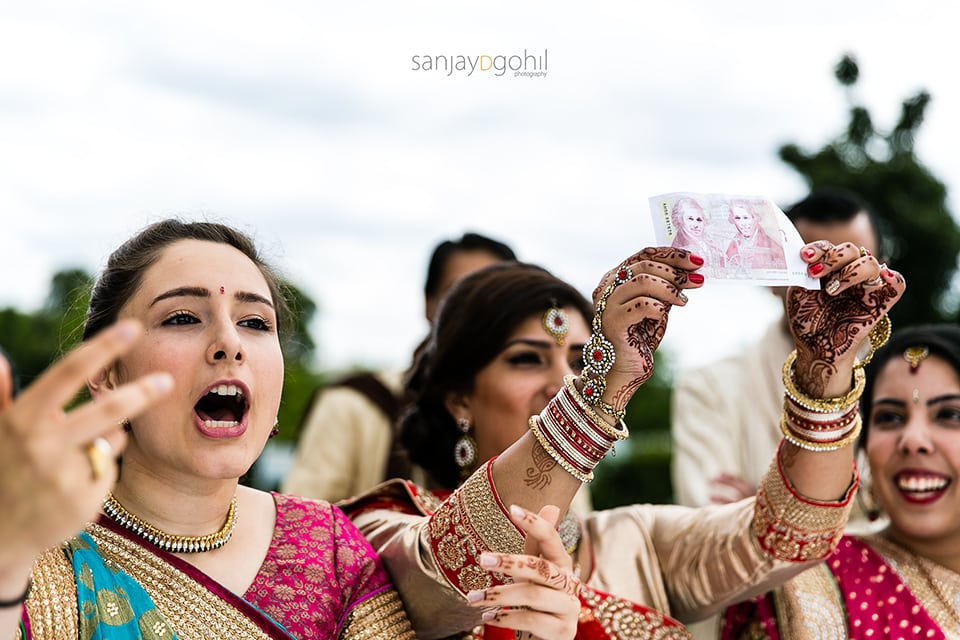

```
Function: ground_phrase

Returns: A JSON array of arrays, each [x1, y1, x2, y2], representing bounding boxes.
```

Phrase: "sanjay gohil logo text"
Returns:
[[410, 48, 548, 78]]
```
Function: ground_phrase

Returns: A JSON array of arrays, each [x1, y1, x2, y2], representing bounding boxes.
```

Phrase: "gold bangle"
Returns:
[[782, 350, 865, 413], [780, 413, 863, 452], [563, 376, 629, 441], [529, 416, 594, 483]]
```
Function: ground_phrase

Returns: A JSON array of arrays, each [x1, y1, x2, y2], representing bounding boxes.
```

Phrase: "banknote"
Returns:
[[649, 192, 820, 289]]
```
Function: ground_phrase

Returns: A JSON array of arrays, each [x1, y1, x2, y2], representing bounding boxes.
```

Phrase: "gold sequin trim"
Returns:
[[579, 585, 692, 639], [24, 545, 79, 639], [772, 562, 847, 640], [752, 451, 854, 562], [339, 588, 416, 640], [428, 462, 523, 595], [87, 524, 275, 639]]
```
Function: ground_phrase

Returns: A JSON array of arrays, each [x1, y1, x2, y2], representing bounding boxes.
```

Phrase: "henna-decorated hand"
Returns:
[[583, 247, 704, 418], [468, 504, 580, 640], [789, 241, 906, 397]]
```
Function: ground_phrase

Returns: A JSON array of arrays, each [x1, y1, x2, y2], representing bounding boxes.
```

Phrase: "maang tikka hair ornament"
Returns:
[[542, 304, 569, 347], [903, 345, 930, 374]]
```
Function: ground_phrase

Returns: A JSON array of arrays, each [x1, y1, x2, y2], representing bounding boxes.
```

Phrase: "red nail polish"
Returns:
[[802, 248, 816, 260], [808, 263, 824, 276], [688, 273, 705, 284], [689, 254, 705, 266]]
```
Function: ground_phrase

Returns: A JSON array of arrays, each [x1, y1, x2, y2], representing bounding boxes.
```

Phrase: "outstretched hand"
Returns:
[[0, 320, 172, 578], [468, 504, 581, 640], [586, 247, 705, 417], [789, 241, 905, 396]]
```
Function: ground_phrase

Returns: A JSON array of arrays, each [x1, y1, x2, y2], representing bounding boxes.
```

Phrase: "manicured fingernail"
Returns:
[[679, 292, 688, 304], [688, 273, 705, 284], [808, 263, 824, 276], [689, 254, 705, 266], [147, 373, 174, 393], [467, 590, 484, 603], [479, 553, 497, 567], [509, 504, 526, 519], [802, 247, 817, 259], [482, 611, 498, 623]]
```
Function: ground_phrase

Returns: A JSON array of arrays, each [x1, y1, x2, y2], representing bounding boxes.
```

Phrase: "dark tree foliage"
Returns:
[[591, 351, 674, 508], [779, 53, 960, 325]]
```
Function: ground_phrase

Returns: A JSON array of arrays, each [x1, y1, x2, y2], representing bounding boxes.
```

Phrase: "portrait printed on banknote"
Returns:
[[649, 192, 819, 288]]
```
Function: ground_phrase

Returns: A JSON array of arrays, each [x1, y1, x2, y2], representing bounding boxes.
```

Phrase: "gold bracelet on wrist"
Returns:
[[780, 413, 863, 452], [562, 376, 629, 442], [782, 350, 865, 413], [529, 416, 594, 483]]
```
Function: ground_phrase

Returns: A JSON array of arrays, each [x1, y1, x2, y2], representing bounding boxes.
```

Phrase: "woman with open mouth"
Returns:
[[0, 219, 581, 640], [723, 324, 960, 639]]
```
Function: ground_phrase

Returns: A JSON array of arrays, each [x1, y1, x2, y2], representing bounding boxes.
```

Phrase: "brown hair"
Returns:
[[400, 261, 593, 489], [83, 219, 290, 341]]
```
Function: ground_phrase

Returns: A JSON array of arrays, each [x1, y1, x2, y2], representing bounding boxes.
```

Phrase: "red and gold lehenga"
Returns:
[[343, 448, 856, 640], [20, 493, 414, 640], [722, 534, 960, 640]]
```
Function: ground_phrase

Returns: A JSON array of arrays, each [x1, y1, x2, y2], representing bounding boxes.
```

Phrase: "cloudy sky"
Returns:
[[2, 1, 958, 376]]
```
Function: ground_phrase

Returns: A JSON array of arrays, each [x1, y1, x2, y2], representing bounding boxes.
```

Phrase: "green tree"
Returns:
[[591, 351, 675, 508], [275, 280, 324, 443], [780, 53, 960, 326], [0, 269, 91, 388]]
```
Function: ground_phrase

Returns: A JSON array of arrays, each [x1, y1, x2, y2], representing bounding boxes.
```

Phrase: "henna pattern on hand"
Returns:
[[524, 443, 557, 490], [606, 303, 670, 410], [504, 556, 582, 596], [787, 282, 899, 396]]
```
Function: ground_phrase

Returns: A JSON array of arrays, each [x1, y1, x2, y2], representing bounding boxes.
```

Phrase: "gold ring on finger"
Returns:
[[85, 437, 114, 482], [859, 246, 870, 258]]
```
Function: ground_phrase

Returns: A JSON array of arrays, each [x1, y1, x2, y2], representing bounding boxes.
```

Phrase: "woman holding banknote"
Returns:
[[344, 239, 906, 639]]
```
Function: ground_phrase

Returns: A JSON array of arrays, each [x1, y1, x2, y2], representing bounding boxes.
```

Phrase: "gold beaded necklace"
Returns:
[[103, 492, 238, 553]]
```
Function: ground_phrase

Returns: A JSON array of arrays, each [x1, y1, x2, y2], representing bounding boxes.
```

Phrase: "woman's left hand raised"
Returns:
[[468, 504, 581, 640]]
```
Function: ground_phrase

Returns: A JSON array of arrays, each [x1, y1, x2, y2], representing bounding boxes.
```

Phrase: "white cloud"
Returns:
[[2, 0, 958, 373]]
